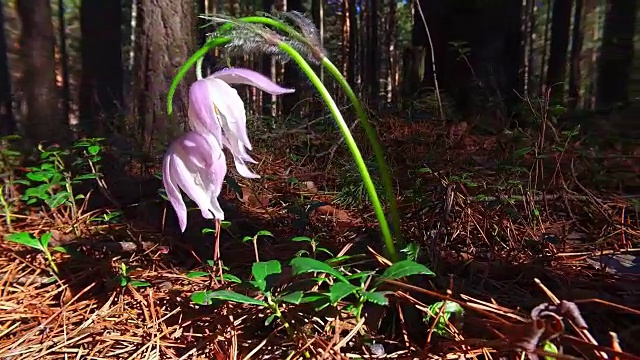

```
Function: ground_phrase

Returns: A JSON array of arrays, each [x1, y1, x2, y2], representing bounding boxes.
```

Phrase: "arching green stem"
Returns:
[[214, 16, 402, 247], [320, 59, 402, 244], [167, 37, 230, 115], [276, 42, 398, 261]]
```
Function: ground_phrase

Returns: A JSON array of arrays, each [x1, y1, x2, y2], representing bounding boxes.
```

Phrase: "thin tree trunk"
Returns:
[[0, 4, 14, 136], [595, 0, 637, 109], [568, 0, 584, 109], [133, 0, 196, 153], [347, 0, 357, 87], [79, 0, 124, 136], [546, 0, 573, 103], [367, 0, 379, 102], [386, 0, 396, 102], [17, 0, 68, 145], [57, 0, 70, 125]]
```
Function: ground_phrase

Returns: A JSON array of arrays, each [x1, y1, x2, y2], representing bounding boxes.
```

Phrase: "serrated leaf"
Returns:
[[251, 260, 281, 292], [363, 291, 391, 306], [130, 280, 151, 288], [289, 257, 349, 283], [191, 290, 267, 306], [5, 232, 43, 250], [186, 271, 209, 279], [328, 282, 359, 304], [278, 291, 304, 304], [377, 260, 434, 284]]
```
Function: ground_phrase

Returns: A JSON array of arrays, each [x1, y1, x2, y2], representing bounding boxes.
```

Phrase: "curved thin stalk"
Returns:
[[276, 42, 397, 261], [321, 59, 401, 244], [167, 37, 231, 115], [214, 16, 402, 247]]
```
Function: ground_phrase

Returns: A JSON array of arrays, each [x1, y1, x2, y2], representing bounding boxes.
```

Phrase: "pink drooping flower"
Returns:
[[162, 131, 227, 232], [188, 67, 295, 179]]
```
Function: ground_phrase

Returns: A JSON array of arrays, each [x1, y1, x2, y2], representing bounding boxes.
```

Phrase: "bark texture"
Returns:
[[133, 0, 196, 152]]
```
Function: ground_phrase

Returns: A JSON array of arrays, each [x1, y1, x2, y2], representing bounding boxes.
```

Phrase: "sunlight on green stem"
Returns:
[[167, 37, 231, 115], [321, 59, 402, 244], [216, 15, 402, 248], [276, 42, 397, 261]]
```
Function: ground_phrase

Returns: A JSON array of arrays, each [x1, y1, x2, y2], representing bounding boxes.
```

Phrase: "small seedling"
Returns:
[[117, 263, 151, 288], [242, 230, 273, 262], [4, 232, 63, 274], [291, 236, 333, 259]]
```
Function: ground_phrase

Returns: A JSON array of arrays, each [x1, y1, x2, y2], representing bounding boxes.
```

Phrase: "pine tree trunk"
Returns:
[[133, 0, 196, 153], [568, 0, 584, 109], [79, 0, 124, 136], [17, 0, 68, 144], [367, 0, 379, 102], [546, 0, 573, 102], [596, 0, 638, 109], [0, 4, 14, 136]]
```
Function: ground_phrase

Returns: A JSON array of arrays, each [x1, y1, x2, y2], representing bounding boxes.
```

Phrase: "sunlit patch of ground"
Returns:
[[0, 114, 638, 359]]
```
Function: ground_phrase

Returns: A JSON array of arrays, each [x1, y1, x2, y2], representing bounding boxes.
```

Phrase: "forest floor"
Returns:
[[0, 111, 639, 359]]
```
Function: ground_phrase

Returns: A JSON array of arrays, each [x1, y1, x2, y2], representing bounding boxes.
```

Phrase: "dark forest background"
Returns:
[[0, 0, 638, 151]]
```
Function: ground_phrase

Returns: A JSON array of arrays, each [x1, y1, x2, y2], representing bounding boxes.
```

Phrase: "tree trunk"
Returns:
[[346, 0, 357, 86], [367, 0, 379, 102], [133, 0, 196, 153], [567, 0, 584, 109], [546, 0, 573, 103], [0, 4, 14, 136], [57, 0, 71, 126], [17, 0, 68, 145], [281, 0, 303, 116], [596, 0, 638, 109], [79, 0, 124, 136]]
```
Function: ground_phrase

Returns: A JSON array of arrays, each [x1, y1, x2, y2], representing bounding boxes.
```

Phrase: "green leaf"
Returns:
[[278, 291, 304, 304], [362, 291, 392, 306], [289, 257, 349, 283], [118, 275, 128, 287], [542, 340, 559, 360], [5, 232, 43, 250], [265, 313, 277, 326], [191, 290, 267, 307], [52, 246, 67, 253], [46, 192, 70, 209], [74, 173, 98, 181], [130, 280, 151, 288], [251, 260, 281, 292], [216, 273, 242, 284], [220, 220, 232, 229], [40, 232, 52, 249], [328, 282, 359, 304], [291, 236, 312, 242], [255, 230, 273, 238], [377, 260, 435, 284], [186, 271, 210, 279], [88, 145, 100, 155], [316, 247, 334, 257], [242, 235, 253, 243], [424, 301, 465, 338]]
